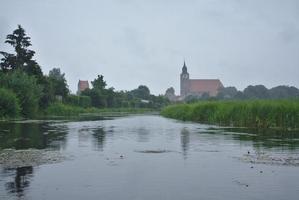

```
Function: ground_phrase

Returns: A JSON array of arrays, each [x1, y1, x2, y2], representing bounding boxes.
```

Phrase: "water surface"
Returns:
[[1, 115, 299, 200]]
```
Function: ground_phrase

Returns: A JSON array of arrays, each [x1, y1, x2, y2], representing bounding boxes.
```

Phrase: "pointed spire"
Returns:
[[182, 60, 187, 73]]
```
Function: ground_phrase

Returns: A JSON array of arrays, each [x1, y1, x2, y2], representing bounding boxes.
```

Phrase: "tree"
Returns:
[[165, 87, 175, 95], [130, 85, 150, 100], [81, 88, 106, 108], [243, 85, 269, 99], [48, 68, 69, 98], [81, 75, 108, 108], [105, 87, 116, 108], [0, 70, 43, 117], [0, 25, 43, 79], [39, 76, 55, 108], [0, 88, 20, 118], [91, 75, 106, 91], [269, 86, 299, 99], [165, 87, 176, 101], [150, 95, 170, 108], [217, 86, 238, 99]]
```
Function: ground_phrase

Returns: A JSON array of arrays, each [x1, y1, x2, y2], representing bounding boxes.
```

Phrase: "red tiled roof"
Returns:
[[189, 79, 223, 96]]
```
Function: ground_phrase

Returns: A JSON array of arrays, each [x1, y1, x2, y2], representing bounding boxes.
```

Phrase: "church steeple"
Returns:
[[180, 61, 189, 97], [182, 60, 187, 73]]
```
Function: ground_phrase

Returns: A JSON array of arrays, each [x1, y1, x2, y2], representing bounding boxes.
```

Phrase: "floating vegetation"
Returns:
[[0, 149, 67, 168], [237, 153, 299, 166]]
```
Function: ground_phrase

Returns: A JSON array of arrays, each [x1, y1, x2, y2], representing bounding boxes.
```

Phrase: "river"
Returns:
[[1, 115, 299, 200]]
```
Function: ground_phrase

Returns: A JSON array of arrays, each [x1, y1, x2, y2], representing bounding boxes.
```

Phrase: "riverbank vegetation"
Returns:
[[181, 85, 299, 103], [0, 25, 169, 119], [161, 100, 299, 130], [45, 103, 156, 117]]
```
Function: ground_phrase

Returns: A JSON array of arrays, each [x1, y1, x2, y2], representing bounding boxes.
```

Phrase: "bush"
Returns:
[[0, 88, 20, 118], [45, 103, 85, 116], [0, 70, 43, 117], [65, 95, 91, 108]]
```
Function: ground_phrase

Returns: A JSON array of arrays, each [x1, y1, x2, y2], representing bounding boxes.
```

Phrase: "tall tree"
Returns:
[[130, 85, 150, 99], [243, 85, 269, 99], [91, 75, 107, 90], [48, 68, 69, 98], [82, 75, 108, 108], [0, 25, 43, 78], [217, 86, 238, 99]]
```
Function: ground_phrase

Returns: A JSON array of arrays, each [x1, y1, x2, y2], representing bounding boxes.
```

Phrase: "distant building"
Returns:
[[181, 62, 223, 98], [180, 61, 223, 98], [77, 80, 89, 95], [141, 99, 150, 104], [165, 61, 224, 101]]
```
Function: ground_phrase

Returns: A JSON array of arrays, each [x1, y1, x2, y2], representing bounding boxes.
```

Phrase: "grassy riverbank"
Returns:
[[45, 103, 156, 117], [161, 100, 299, 129]]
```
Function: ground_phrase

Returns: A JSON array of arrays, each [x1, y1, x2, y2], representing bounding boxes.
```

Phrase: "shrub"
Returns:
[[0, 70, 43, 117], [65, 95, 91, 108], [45, 103, 85, 116], [0, 88, 20, 118]]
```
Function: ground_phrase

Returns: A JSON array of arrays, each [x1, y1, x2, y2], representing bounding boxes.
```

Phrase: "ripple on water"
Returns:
[[134, 149, 176, 153]]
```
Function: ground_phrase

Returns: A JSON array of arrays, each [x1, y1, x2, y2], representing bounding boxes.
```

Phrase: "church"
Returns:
[[165, 62, 224, 101]]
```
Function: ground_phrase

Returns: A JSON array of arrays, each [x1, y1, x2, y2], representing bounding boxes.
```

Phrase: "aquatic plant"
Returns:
[[161, 100, 299, 129]]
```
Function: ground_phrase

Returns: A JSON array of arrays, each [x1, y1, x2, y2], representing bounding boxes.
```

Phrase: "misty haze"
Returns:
[[1, 1, 299, 200]]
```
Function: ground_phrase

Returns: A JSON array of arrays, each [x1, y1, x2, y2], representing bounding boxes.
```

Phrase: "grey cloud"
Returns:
[[0, 0, 298, 94]]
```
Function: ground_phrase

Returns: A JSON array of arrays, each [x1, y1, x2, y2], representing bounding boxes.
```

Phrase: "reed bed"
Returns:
[[161, 100, 299, 129]]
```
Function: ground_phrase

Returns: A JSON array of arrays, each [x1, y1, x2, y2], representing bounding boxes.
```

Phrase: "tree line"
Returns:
[[0, 25, 169, 118], [183, 84, 299, 103]]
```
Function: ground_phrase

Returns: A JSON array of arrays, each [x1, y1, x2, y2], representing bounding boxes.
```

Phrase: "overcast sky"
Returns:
[[1, 0, 299, 95]]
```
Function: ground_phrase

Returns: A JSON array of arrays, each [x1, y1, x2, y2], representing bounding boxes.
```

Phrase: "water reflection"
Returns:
[[92, 128, 106, 151], [0, 122, 68, 150], [220, 128, 299, 151], [0, 116, 299, 200], [180, 128, 190, 159], [136, 127, 150, 142], [5, 166, 33, 198]]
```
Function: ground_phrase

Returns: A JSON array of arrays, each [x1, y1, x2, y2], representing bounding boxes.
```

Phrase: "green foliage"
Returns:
[[0, 25, 43, 79], [0, 88, 20, 118], [48, 68, 69, 98], [217, 86, 238, 99], [215, 85, 299, 100], [0, 25, 167, 119], [130, 85, 150, 100], [83, 75, 167, 110], [243, 85, 269, 99], [39, 76, 56, 109], [81, 88, 107, 108], [45, 103, 154, 117], [161, 104, 192, 121], [45, 103, 86, 116], [91, 75, 106, 90], [81, 75, 108, 108], [161, 100, 299, 130], [0, 70, 43, 117], [65, 95, 91, 108], [269, 86, 299, 99]]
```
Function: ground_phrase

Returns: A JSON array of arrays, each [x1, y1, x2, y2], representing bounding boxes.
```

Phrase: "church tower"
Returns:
[[180, 61, 189, 97]]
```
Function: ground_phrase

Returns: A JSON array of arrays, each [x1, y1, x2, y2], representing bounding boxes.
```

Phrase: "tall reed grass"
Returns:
[[161, 100, 299, 129]]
